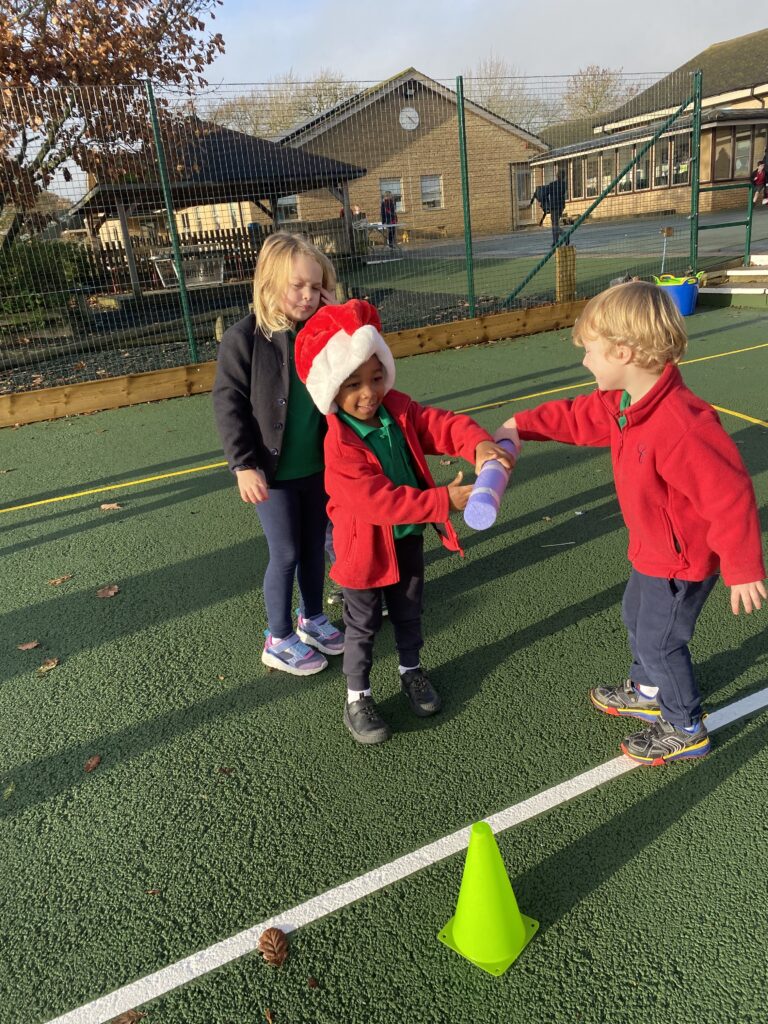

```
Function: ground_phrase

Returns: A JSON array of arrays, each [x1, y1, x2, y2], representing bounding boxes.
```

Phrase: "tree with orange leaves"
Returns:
[[0, 0, 225, 247]]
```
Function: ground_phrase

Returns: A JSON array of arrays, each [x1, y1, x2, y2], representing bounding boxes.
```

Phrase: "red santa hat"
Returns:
[[295, 299, 396, 414]]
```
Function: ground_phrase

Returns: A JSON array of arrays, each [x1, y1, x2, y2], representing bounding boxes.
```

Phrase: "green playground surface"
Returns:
[[345, 252, 691, 302], [1, 305, 766, 1024]]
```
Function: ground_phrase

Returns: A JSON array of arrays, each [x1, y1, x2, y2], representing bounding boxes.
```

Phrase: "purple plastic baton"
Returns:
[[463, 439, 518, 531]]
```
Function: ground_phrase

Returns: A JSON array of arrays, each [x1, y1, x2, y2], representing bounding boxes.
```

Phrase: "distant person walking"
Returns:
[[751, 158, 767, 204], [380, 191, 398, 247], [547, 166, 568, 245]]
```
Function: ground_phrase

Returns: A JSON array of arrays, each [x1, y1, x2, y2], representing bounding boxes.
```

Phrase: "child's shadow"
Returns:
[[377, 580, 626, 733]]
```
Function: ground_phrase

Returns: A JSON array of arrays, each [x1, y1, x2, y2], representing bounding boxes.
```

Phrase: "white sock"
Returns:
[[348, 688, 371, 704], [635, 682, 659, 699], [399, 664, 419, 675]]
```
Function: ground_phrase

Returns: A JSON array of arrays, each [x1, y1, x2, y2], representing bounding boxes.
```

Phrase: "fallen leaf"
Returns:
[[145, 888, 162, 896], [439, 458, 455, 466], [542, 515, 552, 522], [17, 640, 40, 650], [72, 361, 87, 371], [37, 657, 60, 674], [217, 675, 225, 681], [84, 755, 102, 773], [3, 782, 15, 800], [574, 510, 585, 516], [218, 766, 234, 776], [259, 927, 288, 966], [100, 503, 122, 511], [0, 468, 14, 474], [109, 1011, 147, 1024], [48, 575, 73, 586], [96, 584, 120, 598], [264, 1011, 274, 1024], [307, 976, 319, 989]]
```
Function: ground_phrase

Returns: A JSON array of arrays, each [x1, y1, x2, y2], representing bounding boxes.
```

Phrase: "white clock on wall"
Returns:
[[399, 107, 420, 130]]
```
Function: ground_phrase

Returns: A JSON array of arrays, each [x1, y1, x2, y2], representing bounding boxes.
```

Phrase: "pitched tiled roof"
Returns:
[[541, 29, 768, 149]]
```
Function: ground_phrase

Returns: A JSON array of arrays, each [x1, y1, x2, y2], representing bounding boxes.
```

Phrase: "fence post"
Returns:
[[455, 76, 476, 319], [144, 78, 198, 363], [555, 246, 576, 303], [689, 70, 703, 273]]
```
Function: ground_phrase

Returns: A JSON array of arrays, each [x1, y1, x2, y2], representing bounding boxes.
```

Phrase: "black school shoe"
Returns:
[[343, 695, 392, 745], [400, 668, 442, 717]]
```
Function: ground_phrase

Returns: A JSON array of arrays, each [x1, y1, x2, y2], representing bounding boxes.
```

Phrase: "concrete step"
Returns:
[[725, 267, 768, 283], [698, 284, 768, 308]]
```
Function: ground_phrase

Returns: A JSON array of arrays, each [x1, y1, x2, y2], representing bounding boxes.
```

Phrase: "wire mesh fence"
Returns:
[[1, 68, 766, 399]]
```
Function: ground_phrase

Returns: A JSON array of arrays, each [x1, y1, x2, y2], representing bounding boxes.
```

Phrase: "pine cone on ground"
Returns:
[[259, 927, 288, 967]]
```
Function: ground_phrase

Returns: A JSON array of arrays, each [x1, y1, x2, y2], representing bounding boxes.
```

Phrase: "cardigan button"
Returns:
[[274, 422, 283, 430], [277, 397, 286, 406], [270, 448, 278, 456]]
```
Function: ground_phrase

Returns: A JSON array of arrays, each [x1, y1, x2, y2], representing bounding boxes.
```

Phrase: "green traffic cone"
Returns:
[[438, 821, 538, 976]]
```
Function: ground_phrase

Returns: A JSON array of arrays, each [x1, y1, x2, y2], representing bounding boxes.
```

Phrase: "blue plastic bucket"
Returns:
[[653, 274, 701, 316]]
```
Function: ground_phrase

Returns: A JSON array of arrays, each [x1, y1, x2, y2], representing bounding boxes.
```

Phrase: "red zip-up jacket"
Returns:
[[515, 363, 765, 586], [324, 389, 492, 589]]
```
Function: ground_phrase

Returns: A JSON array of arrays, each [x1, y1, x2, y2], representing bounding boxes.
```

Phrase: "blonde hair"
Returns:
[[573, 281, 688, 370], [253, 231, 336, 337]]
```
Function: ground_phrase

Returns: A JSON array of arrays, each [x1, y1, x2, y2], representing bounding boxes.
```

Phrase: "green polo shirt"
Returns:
[[617, 390, 632, 430], [337, 405, 425, 539], [275, 331, 325, 481]]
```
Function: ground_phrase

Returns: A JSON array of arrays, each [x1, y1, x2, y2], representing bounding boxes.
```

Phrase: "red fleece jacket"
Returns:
[[514, 364, 765, 586], [324, 389, 492, 589]]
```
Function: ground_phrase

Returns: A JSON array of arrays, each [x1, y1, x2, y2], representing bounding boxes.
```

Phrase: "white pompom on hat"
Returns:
[[295, 299, 396, 414]]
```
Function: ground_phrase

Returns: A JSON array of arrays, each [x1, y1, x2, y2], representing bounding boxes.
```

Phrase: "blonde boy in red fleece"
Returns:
[[497, 281, 765, 765], [296, 300, 514, 745]]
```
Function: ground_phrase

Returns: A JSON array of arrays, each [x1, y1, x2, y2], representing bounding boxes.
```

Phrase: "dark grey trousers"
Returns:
[[342, 534, 425, 692]]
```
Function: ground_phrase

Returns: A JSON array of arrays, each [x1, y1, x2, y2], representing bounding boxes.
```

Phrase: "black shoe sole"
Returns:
[[343, 706, 392, 745], [401, 683, 442, 718]]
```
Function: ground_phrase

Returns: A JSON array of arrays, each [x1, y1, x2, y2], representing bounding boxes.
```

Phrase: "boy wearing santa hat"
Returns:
[[296, 299, 515, 744]]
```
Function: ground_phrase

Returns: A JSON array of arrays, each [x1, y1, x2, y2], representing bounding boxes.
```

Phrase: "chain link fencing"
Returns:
[[1, 68, 763, 398]]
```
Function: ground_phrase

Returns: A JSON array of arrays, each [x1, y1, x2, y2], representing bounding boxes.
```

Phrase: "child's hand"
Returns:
[[447, 470, 472, 512], [730, 580, 767, 615], [474, 439, 515, 475], [493, 416, 521, 451], [236, 467, 269, 504], [320, 286, 338, 306]]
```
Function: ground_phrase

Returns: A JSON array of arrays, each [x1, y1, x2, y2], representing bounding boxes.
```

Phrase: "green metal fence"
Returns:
[[1, 67, 763, 398]]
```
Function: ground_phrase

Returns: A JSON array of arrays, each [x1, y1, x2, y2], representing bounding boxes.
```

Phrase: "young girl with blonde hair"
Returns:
[[213, 231, 345, 675]]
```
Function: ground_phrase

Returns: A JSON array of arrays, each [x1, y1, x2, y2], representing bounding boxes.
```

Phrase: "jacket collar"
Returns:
[[598, 363, 682, 426]]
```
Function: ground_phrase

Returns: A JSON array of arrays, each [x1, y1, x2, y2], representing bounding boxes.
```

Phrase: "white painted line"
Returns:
[[46, 686, 768, 1024]]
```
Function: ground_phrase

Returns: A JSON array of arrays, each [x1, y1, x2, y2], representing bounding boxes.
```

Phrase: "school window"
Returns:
[[734, 128, 752, 179], [653, 139, 669, 188], [420, 174, 443, 209], [754, 127, 768, 166], [635, 149, 650, 191], [616, 146, 633, 192], [380, 178, 404, 213], [672, 135, 690, 185], [276, 194, 299, 222], [714, 128, 733, 180], [570, 158, 584, 199], [585, 155, 600, 197], [181, 212, 191, 231], [601, 150, 616, 193]]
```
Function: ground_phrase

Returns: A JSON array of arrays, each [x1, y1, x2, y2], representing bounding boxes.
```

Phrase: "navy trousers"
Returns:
[[622, 569, 718, 728], [255, 471, 328, 638]]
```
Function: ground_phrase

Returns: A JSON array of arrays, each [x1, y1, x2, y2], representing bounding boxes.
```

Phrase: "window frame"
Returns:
[[419, 173, 444, 210], [276, 194, 300, 223]]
